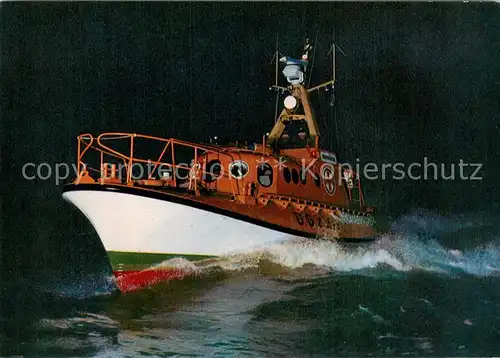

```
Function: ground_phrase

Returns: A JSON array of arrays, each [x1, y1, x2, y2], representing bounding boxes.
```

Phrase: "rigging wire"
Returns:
[[274, 88, 280, 124]]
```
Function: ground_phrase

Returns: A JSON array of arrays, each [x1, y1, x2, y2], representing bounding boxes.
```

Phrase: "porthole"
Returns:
[[204, 159, 222, 183], [321, 165, 336, 195], [229, 160, 249, 179], [283, 167, 291, 183], [257, 163, 273, 187], [292, 168, 299, 184]]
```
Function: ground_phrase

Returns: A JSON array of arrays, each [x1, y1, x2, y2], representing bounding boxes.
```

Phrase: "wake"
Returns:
[[181, 210, 500, 279]]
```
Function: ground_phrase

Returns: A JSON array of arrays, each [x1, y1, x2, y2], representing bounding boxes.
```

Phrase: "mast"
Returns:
[[326, 37, 346, 152], [271, 34, 280, 123], [267, 38, 337, 151]]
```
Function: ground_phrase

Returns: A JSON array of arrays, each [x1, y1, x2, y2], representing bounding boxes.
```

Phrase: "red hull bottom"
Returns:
[[113, 268, 188, 292]]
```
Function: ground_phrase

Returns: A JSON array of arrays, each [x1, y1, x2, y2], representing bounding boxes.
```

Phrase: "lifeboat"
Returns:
[[62, 39, 379, 292]]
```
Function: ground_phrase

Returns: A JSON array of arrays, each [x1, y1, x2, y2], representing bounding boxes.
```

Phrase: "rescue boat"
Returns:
[[63, 39, 378, 292]]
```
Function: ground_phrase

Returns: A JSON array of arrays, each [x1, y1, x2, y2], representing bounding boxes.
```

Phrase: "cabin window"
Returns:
[[320, 151, 337, 164], [204, 159, 222, 183], [229, 160, 249, 179], [257, 163, 273, 187], [283, 167, 291, 183], [300, 169, 307, 185], [321, 165, 336, 195], [292, 168, 299, 184]]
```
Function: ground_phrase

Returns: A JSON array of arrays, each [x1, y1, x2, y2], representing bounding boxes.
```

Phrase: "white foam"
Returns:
[[204, 215, 500, 279], [135, 211, 500, 280], [152, 257, 199, 272], [252, 238, 408, 272]]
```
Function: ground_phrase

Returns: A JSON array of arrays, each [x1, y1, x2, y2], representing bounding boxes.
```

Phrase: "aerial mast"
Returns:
[[267, 38, 321, 148]]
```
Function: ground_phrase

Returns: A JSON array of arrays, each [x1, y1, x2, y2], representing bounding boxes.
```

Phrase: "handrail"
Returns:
[[96, 134, 136, 162], [77, 133, 94, 173], [98, 132, 222, 152], [148, 141, 171, 180], [76, 131, 241, 198]]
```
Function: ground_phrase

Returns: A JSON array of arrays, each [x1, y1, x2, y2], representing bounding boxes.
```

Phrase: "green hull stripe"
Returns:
[[107, 251, 217, 271]]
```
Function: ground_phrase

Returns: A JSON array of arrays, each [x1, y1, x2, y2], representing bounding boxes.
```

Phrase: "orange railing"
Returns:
[[75, 132, 241, 197]]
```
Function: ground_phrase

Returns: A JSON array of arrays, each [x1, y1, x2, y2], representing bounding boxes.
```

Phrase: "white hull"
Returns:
[[63, 190, 297, 256]]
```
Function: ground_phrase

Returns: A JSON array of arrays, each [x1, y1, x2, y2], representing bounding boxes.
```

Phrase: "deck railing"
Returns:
[[75, 132, 240, 197]]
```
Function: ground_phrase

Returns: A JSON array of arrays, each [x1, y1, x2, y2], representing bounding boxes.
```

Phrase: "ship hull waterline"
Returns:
[[62, 184, 376, 292]]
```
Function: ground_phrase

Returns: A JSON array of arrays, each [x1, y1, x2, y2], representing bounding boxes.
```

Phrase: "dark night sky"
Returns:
[[2, 3, 500, 275]]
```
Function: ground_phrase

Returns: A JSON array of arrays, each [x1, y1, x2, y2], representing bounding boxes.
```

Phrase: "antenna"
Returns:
[[269, 34, 285, 88], [268, 35, 279, 85], [274, 34, 279, 123], [332, 39, 335, 85], [307, 31, 319, 88], [275, 33, 279, 87], [309, 38, 346, 94], [269, 34, 285, 123], [324, 28, 347, 150], [269, 33, 279, 123], [331, 28, 338, 150], [329, 41, 336, 107]]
